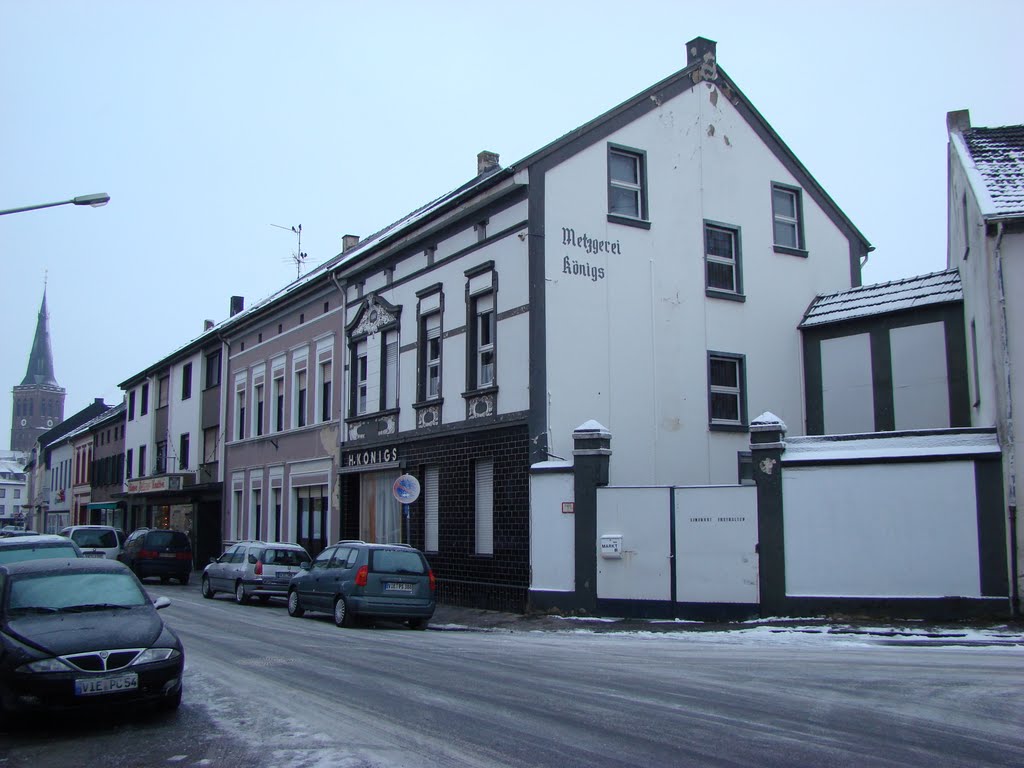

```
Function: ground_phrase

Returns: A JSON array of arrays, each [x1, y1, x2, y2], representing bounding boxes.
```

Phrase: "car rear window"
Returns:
[[70, 529, 117, 548], [262, 548, 309, 566], [145, 531, 191, 549], [370, 549, 426, 575], [0, 544, 81, 564]]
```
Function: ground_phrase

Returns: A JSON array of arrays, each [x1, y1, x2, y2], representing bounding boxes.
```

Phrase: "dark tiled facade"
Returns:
[[339, 423, 531, 612]]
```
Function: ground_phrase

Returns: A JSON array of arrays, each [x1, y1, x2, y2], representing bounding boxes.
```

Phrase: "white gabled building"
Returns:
[[219, 36, 871, 612], [947, 110, 1024, 609]]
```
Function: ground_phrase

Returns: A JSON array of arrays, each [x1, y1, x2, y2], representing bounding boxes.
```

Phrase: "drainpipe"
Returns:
[[994, 222, 1019, 616]]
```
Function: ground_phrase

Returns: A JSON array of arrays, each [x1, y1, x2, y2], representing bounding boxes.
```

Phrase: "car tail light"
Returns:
[[254, 560, 263, 576], [355, 565, 368, 587], [428, 569, 436, 592], [139, 549, 158, 559]]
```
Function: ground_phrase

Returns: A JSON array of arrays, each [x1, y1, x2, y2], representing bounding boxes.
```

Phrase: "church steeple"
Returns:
[[21, 290, 59, 387], [10, 287, 66, 452]]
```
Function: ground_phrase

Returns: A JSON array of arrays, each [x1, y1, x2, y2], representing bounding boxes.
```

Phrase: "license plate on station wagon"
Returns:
[[383, 582, 414, 593], [75, 673, 139, 696]]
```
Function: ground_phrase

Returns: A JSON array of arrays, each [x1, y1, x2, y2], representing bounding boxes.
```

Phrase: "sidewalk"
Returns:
[[428, 604, 1024, 646]]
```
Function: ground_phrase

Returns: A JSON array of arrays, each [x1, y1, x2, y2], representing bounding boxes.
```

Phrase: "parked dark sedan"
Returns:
[[0, 558, 184, 719], [0, 534, 82, 564]]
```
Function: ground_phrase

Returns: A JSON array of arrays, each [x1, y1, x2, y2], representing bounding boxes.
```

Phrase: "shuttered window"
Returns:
[[424, 466, 439, 553], [384, 330, 399, 410], [474, 459, 493, 555]]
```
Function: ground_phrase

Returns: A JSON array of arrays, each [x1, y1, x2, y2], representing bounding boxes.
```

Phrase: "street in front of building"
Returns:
[[2, 583, 1021, 767]]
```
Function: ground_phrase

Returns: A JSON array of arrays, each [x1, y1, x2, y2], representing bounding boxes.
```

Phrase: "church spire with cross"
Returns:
[[10, 286, 66, 452]]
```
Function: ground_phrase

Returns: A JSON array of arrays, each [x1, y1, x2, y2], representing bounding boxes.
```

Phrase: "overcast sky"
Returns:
[[2, 0, 1022, 447]]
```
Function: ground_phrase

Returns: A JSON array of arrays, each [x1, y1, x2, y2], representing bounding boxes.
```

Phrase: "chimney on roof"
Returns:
[[204, 319, 214, 332], [947, 110, 971, 133], [687, 36, 717, 67], [230, 296, 244, 316], [342, 234, 360, 252], [477, 151, 500, 176]]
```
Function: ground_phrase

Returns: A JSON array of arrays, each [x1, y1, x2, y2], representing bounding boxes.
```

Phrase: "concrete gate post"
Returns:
[[573, 421, 611, 614], [750, 412, 787, 617]]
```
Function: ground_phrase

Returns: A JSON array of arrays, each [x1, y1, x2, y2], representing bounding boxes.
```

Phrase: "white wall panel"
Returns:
[[821, 334, 873, 434], [529, 469, 575, 591], [675, 485, 758, 603], [782, 462, 981, 597], [596, 487, 671, 601], [891, 322, 949, 429]]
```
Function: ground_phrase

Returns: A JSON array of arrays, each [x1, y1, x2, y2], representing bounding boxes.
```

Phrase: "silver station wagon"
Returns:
[[202, 541, 311, 604]]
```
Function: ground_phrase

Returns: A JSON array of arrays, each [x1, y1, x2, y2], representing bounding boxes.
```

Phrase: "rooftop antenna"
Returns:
[[271, 223, 307, 278]]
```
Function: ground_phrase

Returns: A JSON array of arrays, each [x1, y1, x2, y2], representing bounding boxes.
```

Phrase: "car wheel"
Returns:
[[159, 683, 183, 713], [333, 596, 353, 628], [201, 576, 214, 599], [287, 589, 304, 618], [408, 618, 428, 631], [235, 582, 248, 604]]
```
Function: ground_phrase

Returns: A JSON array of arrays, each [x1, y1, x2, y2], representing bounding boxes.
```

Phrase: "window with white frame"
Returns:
[[704, 222, 742, 296], [421, 312, 441, 400], [295, 369, 307, 428], [235, 379, 246, 441], [272, 368, 285, 431], [318, 360, 332, 422], [253, 382, 264, 436], [471, 294, 495, 389], [771, 183, 804, 252], [608, 145, 647, 222], [424, 465, 439, 553], [383, 330, 399, 410], [474, 459, 493, 556], [708, 352, 747, 429], [354, 340, 368, 415]]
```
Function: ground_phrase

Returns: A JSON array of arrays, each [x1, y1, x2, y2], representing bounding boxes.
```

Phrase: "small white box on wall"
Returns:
[[600, 534, 623, 559]]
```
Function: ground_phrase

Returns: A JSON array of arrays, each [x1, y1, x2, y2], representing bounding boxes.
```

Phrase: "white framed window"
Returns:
[[704, 222, 742, 296], [424, 466, 439, 553], [253, 382, 264, 437], [608, 144, 647, 222], [383, 330, 399, 410], [771, 183, 804, 251], [234, 380, 246, 441], [422, 312, 441, 400], [294, 368, 307, 428], [473, 294, 495, 389], [474, 458, 493, 556], [318, 360, 332, 422], [250, 488, 262, 541], [272, 368, 285, 432], [355, 340, 368, 415], [708, 352, 746, 429]]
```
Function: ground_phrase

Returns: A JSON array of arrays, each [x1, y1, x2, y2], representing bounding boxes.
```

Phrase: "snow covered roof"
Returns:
[[799, 269, 961, 328], [783, 429, 1000, 464], [953, 121, 1024, 219]]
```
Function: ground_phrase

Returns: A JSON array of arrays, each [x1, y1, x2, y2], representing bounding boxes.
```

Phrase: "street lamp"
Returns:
[[0, 193, 111, 216]]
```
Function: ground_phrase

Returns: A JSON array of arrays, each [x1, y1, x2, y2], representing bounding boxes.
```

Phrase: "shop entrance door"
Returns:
[[359, 471, 402, 544]]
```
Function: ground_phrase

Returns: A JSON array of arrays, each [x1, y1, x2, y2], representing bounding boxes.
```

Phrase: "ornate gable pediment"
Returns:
[[348, 295, 400, 338]]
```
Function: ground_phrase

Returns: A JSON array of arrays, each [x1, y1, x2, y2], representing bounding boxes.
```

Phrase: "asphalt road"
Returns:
[[2, 581, 1023, 767]]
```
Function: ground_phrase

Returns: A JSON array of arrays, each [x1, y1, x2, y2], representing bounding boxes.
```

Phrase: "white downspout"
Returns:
[[993, 222, 1019, 614]]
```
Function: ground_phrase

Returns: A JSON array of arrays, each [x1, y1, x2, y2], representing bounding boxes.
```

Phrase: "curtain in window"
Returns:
[[360, 471, 401, 544]]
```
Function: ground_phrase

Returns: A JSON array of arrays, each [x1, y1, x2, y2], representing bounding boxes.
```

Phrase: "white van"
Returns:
[[59, 525, 126, 560]]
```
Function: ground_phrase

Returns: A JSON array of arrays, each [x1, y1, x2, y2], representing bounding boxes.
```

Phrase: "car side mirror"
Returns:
[[299, 561, 311, 570], [209, 556, 218, 564], [153, 596, 171, 610]]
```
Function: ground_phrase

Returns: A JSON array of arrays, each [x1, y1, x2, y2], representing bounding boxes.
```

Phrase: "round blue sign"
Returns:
[[392, 474, 421, 505]]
